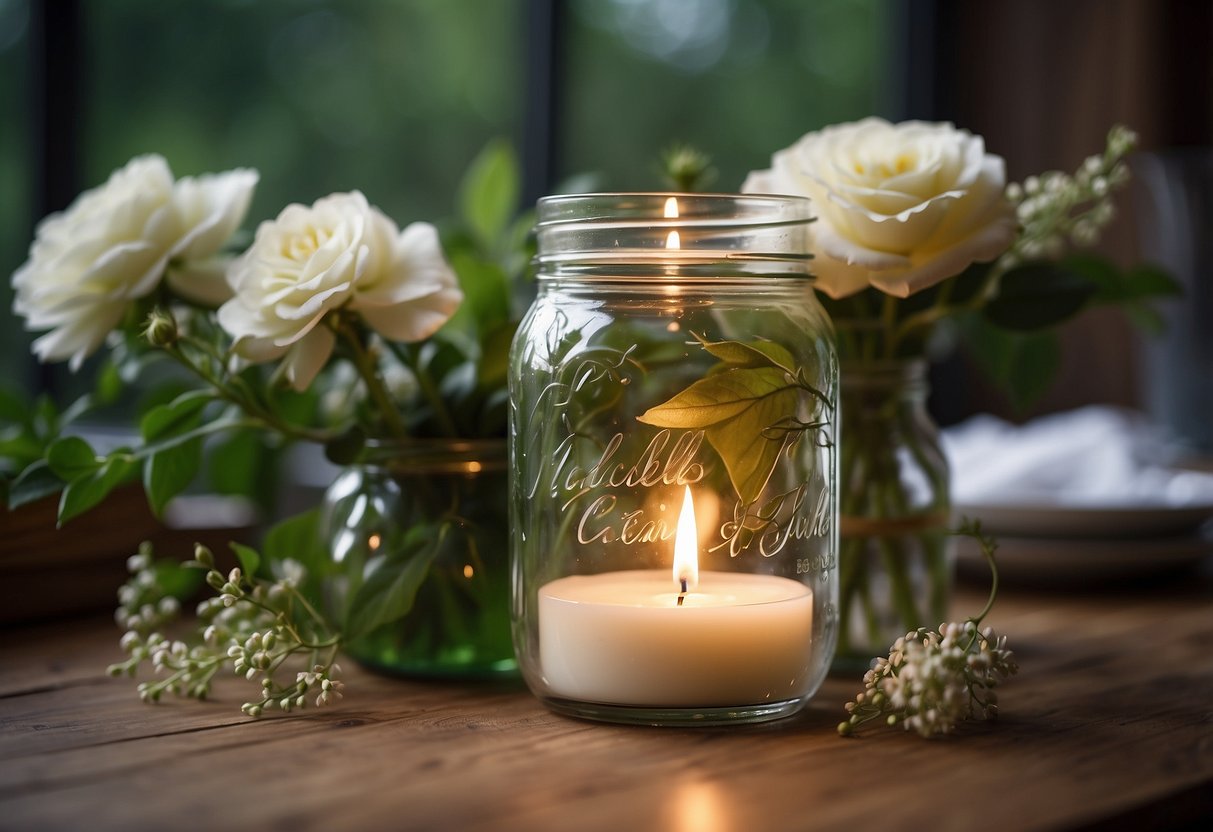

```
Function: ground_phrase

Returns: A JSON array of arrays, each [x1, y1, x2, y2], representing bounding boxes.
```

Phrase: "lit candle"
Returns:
[[538, 487, 814, 708]]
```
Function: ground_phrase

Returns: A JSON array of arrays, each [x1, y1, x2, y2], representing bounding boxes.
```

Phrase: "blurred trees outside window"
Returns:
[[0, 0, 890, 401]]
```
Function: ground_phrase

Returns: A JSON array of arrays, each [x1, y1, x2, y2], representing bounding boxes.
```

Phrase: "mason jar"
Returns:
[[508, 193, 838, 726]]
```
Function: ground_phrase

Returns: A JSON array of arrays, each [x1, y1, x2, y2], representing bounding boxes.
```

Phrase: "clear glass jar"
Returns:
[[509, 193, 838, 725], [835, 360, 952, 669], [321, 439, 516, 679]]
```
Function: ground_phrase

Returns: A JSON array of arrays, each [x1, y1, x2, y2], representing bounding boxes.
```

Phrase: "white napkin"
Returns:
[[941, 406, 1213, 507]]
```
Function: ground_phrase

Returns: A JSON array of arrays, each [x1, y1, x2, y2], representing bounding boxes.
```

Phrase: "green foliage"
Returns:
[[343, 525, 443, 640], [982, 262, 1099, 331], [4, 137, 531, 527], [954, 254, 1180, 411], [459, 138, 520, 256], [409, 138, 533, 440], [960, 315, 1061, 414], [59, 453, 140, 527], [261, 507, 330, 592]]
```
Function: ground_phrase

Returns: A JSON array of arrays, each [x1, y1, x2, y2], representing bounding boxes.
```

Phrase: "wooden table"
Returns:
[[2, 569, 1211, 831]]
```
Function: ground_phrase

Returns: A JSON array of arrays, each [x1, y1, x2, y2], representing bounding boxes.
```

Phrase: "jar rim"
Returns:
[[536, 192, 814, 226], [534, 192, 816, 282], [358, 437, 507, 474]]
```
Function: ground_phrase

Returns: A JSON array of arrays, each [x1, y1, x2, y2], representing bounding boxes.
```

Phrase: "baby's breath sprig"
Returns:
[[1001, 125, 1136, 268], [838, 520, 1019, 738], [108, 543, 344, 717]]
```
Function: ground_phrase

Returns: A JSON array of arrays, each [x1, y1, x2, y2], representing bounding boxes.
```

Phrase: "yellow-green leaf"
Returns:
[[639, 366, 798, 504], [698, 336, 796, 373]]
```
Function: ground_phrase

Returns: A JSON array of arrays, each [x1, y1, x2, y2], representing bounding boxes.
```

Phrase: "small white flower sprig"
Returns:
[[838, 520, 1018, 738], [1001, 125, 1136, 267], [108, 542, 344, 717]]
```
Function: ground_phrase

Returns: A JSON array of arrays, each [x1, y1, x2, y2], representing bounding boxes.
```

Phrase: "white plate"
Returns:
[[954, 501, 1213, 539], [955, 532, 1213, 584]]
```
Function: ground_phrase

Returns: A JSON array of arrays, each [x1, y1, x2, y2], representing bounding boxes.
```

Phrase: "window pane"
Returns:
[[82, 0, 526, 228], [0, 0, 31, 392], [559, 0, 891, 190]]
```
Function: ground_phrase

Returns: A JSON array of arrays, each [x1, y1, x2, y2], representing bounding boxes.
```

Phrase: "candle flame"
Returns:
[[664, 196, 680, 250], [672, 486, 699, 591]]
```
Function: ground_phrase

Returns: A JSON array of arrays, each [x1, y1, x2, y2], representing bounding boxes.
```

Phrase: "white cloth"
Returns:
[[942, 406, 1213, 507]]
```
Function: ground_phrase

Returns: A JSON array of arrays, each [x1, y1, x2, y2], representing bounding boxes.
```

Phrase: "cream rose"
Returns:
[[743, 118, 1017, 299], [217, 191, 462, 391], [12, 155, 257, 369]]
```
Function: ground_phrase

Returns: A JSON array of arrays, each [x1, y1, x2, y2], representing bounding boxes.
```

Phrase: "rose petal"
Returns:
[[170, 168, 259, 259], [361, 283, 464, 343], [281, 326, 336, 391], [165, 256, 236, 306]]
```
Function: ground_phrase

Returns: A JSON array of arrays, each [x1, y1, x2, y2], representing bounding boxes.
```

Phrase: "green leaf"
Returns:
[[206, 429, 275, 506], [1124, 302, 1167, 335], [8, 460, 64, 509], [152, 557, 205, 600], [984, 262, 1099, 330], [58, 454, 139, 526], [59, 395, 95, 428], [229, 542, 262, 579], [143, 437, 203, 517], [459, 138, 520, 251], [46, 436, 101, 481], [1123, 264, 1182, 298], [447, 249, 511, 337], [94, 360, 125, 406], [476, 320, 517, 392], [0, 388, 28, 425], [639, 366, 799, 504], [344, 527, 443, 639], [699, 336, 796, 373], [961, 315, 1061, 413], [262, 507, 327, 579], [141, 390, 213, 442]]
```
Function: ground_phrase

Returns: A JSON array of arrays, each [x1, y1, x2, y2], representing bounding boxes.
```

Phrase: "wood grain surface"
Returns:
[[1, 571, 1210, 832]]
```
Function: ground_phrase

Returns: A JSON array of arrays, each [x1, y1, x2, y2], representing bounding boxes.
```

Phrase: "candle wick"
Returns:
[[677, 577, 688, 607]]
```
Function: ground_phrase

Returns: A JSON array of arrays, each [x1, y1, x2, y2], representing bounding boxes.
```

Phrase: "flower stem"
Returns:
[[385, 340, 460, 437], [334, 316, 409, 439], [161, 342, 334, 444]]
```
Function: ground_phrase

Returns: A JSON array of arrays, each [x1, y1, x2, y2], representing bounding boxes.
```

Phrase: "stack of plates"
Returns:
[[953, 496, 1213, 584], [943, 408, 1213, 584]]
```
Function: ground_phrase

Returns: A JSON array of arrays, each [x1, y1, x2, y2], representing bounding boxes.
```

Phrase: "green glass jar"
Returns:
[[321, 439, 516, 679]]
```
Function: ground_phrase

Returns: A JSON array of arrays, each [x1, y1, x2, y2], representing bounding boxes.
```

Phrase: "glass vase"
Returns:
[[835, 359, 952, 669], [320, 439, 517, 679], [510, 193, 838, 726]]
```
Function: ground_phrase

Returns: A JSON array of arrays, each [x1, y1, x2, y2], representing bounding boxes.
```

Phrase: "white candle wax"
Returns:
[[538, 570, 813, 708]]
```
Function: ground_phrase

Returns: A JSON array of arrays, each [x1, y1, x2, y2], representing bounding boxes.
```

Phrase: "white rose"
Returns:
[[743, 118, 1017, 299], [217, 191, 462, 391], [12, 154, 258, 368]]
